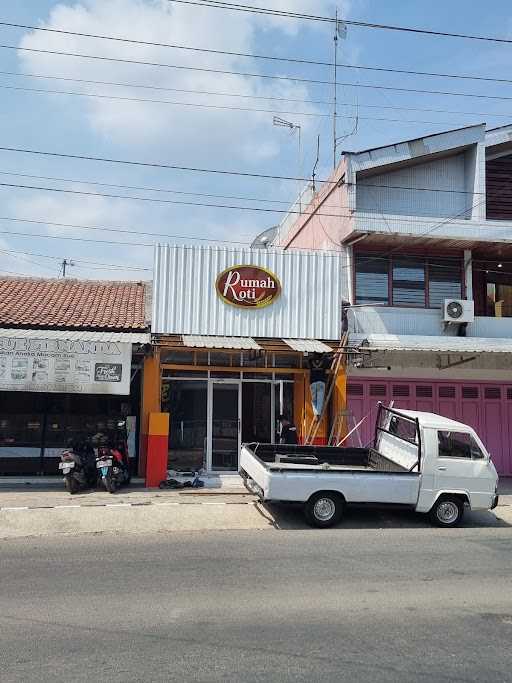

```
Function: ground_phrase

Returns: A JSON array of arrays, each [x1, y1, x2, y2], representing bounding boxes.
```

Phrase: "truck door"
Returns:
[[435, 430, 489, 496]]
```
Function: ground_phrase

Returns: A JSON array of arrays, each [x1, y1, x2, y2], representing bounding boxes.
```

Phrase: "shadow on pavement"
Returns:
[[261, 501, 511, 531]]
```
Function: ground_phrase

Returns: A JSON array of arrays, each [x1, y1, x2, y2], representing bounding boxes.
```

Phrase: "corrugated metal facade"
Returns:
[[152, 245, 344, 339]]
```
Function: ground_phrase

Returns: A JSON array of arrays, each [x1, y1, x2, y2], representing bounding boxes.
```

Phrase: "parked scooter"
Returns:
[[59, 438, 96, 494], [95, 423, 131, 493]]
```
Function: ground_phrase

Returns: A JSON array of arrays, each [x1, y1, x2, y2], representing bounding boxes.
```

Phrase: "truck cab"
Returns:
[[402, 411, 499, 518]]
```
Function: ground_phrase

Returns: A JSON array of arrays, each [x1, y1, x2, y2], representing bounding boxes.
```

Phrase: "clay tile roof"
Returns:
[[0, 277, 149, 331]]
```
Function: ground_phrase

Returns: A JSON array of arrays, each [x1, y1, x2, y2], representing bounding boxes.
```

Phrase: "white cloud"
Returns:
[[10, 0, 360, 277], [18, 0, 332, 156], [3, 188, 155, 280]]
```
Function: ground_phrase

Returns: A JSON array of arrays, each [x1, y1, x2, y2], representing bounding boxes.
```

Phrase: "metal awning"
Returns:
[[350, 333, 512, 354], [284, 339, 333, 353], [0, 328, 150, 344], [182, 335, 262, 350]]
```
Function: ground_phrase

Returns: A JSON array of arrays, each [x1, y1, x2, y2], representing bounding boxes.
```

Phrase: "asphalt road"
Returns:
[[1, 527, 512, 683]]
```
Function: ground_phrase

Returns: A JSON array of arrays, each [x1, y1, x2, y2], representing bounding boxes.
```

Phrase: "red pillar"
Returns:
[[145, 412, 169, 488]]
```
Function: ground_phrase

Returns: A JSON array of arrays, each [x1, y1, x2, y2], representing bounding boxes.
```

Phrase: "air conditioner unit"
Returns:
[[443, 299, 474, 324]]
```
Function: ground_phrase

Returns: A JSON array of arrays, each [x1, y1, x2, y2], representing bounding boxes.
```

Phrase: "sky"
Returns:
[[0, 0, 512, 280]]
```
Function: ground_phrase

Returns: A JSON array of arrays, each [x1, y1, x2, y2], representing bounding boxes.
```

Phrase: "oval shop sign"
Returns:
[[216, 264, 281, 309]]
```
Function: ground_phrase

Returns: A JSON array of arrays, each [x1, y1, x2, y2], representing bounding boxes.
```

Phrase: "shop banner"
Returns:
[[0, 337, 132, 395]]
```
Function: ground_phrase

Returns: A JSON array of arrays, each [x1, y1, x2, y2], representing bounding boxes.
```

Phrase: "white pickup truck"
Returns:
[[240, 406, 499, 528]]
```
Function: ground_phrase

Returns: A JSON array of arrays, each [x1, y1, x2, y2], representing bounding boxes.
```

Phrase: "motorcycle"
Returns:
[[59, 439, 96, 495], [95, 423, 131, 493]]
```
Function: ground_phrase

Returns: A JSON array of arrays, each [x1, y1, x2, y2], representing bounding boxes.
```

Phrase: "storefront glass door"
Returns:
[[241, 382, 272, 444], [209, 381, 240, 471]]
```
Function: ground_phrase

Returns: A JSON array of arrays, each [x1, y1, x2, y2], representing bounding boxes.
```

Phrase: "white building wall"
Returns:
[[356, 153, 467, 218], [349, 305, 512, 339]]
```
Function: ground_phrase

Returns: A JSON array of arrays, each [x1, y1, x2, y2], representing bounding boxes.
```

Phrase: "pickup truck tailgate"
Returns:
[[240, 445, 271, 497]]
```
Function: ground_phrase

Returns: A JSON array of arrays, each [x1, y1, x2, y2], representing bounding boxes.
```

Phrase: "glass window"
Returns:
[[388, 415, 417, 443], [438, 431, 485, 459], [355, 255, 389, 304], [162, 380, 207, 471], [392, 258, 425, 306], [428, 260, 462, 308], [242, 382, 272, 443]]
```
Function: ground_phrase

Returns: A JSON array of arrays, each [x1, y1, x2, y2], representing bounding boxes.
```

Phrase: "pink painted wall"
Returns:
[[277, 158, 354, 251], [346, 377, 511, 476]]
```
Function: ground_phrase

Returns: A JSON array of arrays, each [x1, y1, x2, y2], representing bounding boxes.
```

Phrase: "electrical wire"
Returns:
[[0, 82, 457, 125], [4, 19, 512, 86], [8, 42, 512, 104], [0, 215, 256, 245], [0, 82, 485, 128], [0, 248, 151, 270], [0, 178, 508, 224], [0, 143, 317, 182], [6, 70, 512, 122], [167, 0, 512, 45], [0, 169, 294, 206]]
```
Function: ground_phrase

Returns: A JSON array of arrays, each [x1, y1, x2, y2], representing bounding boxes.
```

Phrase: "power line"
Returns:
[[6, 43, 512, 106], [0, 43, 335, 86], [0, 215, 256, 245], [5, 19, 512, 86], [0, 143, 317, 182], [0, 266, 35, 276], [0, 163, 500, 200], [6, 70, 512, 120], [0, 178, 496, 217], [0, 69, 334, 105], [4, 70, 512, 125], [7, 42, 512, 105], [0, 169, 294, 206], [167, 0, 512, 45], [0, 247, 151, 270], [1, 82, 487, 127]]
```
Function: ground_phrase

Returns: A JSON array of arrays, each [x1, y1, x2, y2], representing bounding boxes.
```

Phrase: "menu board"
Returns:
[[0, 337, 132, 395]]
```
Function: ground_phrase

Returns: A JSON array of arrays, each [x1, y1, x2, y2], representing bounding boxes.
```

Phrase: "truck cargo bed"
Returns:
[[245, 443, 409, 473]]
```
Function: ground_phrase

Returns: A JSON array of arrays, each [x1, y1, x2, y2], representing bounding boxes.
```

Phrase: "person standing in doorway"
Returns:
[[308, 353, 332, 418], [278, 415, 298, 445]]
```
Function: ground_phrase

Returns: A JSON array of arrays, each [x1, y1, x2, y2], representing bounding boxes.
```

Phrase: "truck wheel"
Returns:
[[429, 496, 464, 528], [305, 492, 344, 528]]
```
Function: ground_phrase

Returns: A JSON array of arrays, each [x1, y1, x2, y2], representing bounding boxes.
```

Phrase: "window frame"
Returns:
[[354, 253, 464, 309]]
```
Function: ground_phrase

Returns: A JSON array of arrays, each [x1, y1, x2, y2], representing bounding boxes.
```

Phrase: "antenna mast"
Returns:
[[333, 7, 338, 170]]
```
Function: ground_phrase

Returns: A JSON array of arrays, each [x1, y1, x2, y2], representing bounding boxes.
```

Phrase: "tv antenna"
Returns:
[[273, 115, 303, 213]]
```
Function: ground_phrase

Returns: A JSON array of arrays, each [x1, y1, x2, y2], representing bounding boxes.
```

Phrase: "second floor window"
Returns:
[[355, 254, 463, 308]]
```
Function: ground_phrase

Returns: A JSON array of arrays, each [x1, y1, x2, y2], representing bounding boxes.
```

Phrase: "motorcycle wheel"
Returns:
[[103, 474, 116, 494], [64, 476, 80, 495]]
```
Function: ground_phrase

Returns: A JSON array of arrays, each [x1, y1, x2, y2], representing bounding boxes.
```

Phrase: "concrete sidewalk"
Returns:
[[0, 475, 510, 540]]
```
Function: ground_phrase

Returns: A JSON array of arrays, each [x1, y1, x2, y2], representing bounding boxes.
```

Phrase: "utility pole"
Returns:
[[61, 258, 74, 277]]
